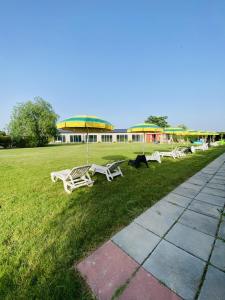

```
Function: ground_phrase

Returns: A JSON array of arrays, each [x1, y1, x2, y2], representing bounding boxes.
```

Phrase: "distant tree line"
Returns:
[[145, 115, 187, 130]]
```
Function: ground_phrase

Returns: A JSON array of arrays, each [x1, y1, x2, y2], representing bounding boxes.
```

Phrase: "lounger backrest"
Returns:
[[68, 165, 91, 180], [151, 151, 160, 159], [108, 160, 125, 172]]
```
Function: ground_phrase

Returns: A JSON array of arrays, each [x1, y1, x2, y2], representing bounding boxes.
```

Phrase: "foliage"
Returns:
[[0, 131, 11, 148], [177, 124, 188, 130], [145, 115, 169, 128], [0, 135, 11, 148], [0, 143, 224, 299], [8, 97, 58, 147]]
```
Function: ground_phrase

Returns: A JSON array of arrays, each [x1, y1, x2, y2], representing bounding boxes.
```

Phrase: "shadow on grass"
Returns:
[[1, 147, 225, 300], [101, 155, 128, 161]]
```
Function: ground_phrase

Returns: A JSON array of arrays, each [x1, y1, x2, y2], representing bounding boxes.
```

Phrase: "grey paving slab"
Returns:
[[206, 182, 225, 191], [193, 173, 211, 181], [216, 172, 225, 177], [210, 239, 225, 271], [201, 187, 225, 198], [173, 186, 199, 198], [179, 210, 219, 237], [198, 265, 225, 300], [150, 201, 185, 220], [134, 209, 176, 237], [209, 178, 225, 185], [201, 170, 216, 175], [213, 175, 225, 181], [165, 223, 214, 261], [143, 240, 206, 300], [187, 177, 207, 186], [197, 172, 214, 179], [188, 200, 222, 219], [218, 221, 225, 240], [162, 192, 193, 208], [179, 182, 203, 192], [112, 222, 160, 264], [195, 192, 225, 207]]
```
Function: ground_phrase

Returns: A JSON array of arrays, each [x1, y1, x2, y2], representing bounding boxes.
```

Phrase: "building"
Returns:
[[55, 129, 166, 143]]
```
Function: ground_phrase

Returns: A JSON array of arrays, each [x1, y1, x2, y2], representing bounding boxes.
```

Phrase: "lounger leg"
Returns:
[[118, 167, 123, 177], [51, 174, 57, 182], [63, 181, 72, 194], [106, 171, 112, 181]]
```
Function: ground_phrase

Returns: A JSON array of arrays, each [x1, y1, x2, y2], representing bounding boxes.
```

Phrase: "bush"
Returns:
[[0, 135, 12, 148]]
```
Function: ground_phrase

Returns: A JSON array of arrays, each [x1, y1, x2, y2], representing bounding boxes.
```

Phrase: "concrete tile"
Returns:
[[216, 172, 225, 177], [118, 267, 181, 300], [196, 172, 213, 180], [206, 182, 225, 191], [179, 210, 219, 237], [134, 204, 181, 237], [143, 240, 206, 299], [173, 186, 199, 198], [188, 200, 222, 219], [187, 177, 207, 186], [201, 170, 216, 175], [213, 175, 225, 181], [210, 239, 225, 271], [162, 192, 193, 208], [210, 178, 225, 185], [218, 221, 225, 240], [179, 182, 203, 192], [201, 187, 225, 198], [198, 266, 225, 300], [112, 222, 160, 264], [77, 241, 138, 300], [165, 222, 214, 261], [151, 201, 185, 220], [195, 192, 225, 207]]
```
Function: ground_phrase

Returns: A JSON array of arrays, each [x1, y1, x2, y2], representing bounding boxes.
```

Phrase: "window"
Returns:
[[117, 134, 128, 142], [70, 135, 82, 143], [86, 135, 97, 143], [101, 135, 112, 142], [56, 135, 65, 142], [132, 134, 143, 142]]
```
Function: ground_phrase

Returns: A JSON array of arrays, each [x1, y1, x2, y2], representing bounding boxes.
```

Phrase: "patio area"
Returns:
[[77, 153, 225, 300]]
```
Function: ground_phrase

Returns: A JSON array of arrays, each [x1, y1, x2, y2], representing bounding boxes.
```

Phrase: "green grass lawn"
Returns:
[[0, 143, 225, 300]]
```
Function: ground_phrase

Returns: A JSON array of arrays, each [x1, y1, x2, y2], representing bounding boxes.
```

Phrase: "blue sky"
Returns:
[[0, 0, 225, 131]]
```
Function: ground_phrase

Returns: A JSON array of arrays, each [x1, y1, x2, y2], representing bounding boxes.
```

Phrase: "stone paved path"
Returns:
[[76, 153, 225, 300]]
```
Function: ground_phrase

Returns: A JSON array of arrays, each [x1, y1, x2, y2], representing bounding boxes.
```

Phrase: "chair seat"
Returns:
[[51, 169, 71, 180]]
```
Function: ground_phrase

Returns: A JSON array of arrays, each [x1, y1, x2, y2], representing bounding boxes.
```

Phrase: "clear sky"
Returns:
[[0, 0, 225, 131]]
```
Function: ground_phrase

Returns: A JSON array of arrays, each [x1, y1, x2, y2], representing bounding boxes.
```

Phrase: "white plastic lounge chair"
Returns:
[[146, 151, 161, 163], [191, 143, 208, 153], [51, 165, 94, 194], [90, 160, 125, 181], [175, 148, 187, 157], [210, 142, 218, 147], [159, 149, 178, 159]]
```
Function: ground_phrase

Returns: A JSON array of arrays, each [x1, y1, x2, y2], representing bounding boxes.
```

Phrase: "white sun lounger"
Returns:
[[210, 141, 219, 147], [90, 160, 125, 181], [159, 149, 178, 159], [191, 143, 208, 153], [146, 151, 161, 163], [51, 165, 94, 194]]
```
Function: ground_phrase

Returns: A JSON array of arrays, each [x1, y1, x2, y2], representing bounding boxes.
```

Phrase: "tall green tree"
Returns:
[[145, 115, 169, 128], [9, 97, 58, 147]]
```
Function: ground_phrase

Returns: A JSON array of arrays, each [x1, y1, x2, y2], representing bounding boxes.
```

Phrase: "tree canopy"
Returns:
[[177, 124, 188, 130], [8, 97, 58, 147], [145, 115, 169, 128]]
